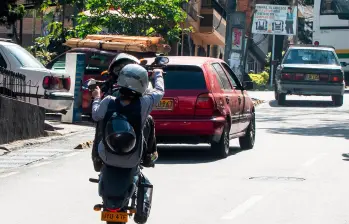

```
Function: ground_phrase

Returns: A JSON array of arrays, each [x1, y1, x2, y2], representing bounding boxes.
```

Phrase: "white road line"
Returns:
[[221, 195, 264, 220], [0, 171, 19, 178], [30, 161, 52, 168], [63, 152, 80, 158], [302, 153, 327, 167]]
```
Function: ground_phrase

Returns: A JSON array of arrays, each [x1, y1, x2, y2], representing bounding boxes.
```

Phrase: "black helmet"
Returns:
[[108, 53, 140, 79], [104, 113, 136, 155]]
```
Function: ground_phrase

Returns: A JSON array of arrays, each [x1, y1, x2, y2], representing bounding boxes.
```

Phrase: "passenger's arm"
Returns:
[[140, 69, 165, 117], [92, 95, 113, 121]]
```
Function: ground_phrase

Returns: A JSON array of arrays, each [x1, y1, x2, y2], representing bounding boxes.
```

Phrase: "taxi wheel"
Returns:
[[274, 85, 279, 100], [332, 95, 343, 106], [277, 93, 286, 105]]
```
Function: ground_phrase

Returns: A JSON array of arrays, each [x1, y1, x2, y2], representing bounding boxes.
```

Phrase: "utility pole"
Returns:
[[224, 0, 246, 82], [181, 2, 189, 56], [223, 0, 237, 63], [242, 0, 257, 80], [292, 0, 298, 44]]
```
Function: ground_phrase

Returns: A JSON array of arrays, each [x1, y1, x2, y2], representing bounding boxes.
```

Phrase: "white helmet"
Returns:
[[117, 64, 149, 96]]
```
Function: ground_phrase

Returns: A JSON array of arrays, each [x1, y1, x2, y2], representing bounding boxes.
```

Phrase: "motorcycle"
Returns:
[[89, 160, 155, 224]]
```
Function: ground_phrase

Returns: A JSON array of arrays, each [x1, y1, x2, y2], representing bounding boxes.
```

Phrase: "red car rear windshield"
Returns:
[[163, 65, 207, 90]]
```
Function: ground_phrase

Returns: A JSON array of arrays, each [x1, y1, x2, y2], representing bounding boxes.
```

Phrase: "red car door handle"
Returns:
[[238, 96, 242, 104]]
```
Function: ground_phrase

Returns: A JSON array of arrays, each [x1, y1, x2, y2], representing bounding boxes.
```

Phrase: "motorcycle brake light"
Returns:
[[106, 208, 120, 212]]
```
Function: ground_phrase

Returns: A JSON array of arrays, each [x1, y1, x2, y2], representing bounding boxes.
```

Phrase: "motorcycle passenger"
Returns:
[[91, 53, 158, 172], [91, 63, 163, 167]]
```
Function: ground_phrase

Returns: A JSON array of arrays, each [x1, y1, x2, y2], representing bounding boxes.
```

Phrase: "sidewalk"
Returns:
[[0, 114, 95, 154]]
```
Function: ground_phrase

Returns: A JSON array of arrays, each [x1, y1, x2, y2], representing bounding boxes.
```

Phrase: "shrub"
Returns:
[[249, 71, 269, 86]]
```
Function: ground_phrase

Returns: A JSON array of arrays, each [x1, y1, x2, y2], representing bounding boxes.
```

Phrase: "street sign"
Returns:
[[252, 4, 298, 36]]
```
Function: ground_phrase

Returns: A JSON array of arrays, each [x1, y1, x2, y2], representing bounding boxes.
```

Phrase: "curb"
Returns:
[[0, 130, 86, 153], [74, 140, 94, 149]]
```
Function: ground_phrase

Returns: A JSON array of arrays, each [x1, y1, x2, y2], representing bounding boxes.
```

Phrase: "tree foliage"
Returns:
[[28, 0, 187, 64], [0, 1, 25, 26], [76, 0, 187, 42]]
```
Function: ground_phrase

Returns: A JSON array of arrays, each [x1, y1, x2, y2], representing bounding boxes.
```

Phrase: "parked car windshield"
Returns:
[[283, 49, 340, 65], [163, 65, 207, 89], [6, 45, 45, 68]]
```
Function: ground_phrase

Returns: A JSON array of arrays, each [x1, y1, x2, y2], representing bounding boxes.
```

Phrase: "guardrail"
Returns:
[[0, 67, 40, 103]]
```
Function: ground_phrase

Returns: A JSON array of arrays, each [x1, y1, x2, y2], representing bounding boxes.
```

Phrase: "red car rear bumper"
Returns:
[[154, 116, 226, 143]]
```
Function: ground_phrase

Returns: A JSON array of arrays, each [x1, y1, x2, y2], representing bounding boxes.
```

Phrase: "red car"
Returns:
[[46, 48, 156, 114], [145, 56, 256, 158]]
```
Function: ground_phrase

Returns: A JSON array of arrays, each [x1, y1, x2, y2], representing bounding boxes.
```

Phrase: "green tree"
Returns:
[[76, 0, 187, 42], [29, 0, 187, 64]]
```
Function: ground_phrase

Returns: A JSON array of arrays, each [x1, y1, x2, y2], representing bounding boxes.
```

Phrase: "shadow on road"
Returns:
[[156, 145, 243, 164], [260, 121, 349, 139], [269, 100, 337, 108]]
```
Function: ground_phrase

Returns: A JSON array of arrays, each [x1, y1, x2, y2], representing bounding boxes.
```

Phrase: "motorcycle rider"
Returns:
[[91, 53, 158, 172]]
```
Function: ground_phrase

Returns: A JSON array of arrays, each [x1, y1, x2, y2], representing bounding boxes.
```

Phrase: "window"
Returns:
[[163, 65, 207, 90], [211, 63, 232, 90], [86, 53, 111, 74], [51, 55, 66, 70], [283, 49, 340, 65], [320, 0, 349, 15], [6, 45, 45, 68], [0, 54, 7, 68], [220, 63, 241, 89]]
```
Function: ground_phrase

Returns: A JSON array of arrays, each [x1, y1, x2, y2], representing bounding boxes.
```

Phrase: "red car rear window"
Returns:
[[163, 65, 207, 90]]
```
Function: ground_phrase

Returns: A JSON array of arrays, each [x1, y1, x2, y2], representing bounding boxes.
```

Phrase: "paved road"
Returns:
[[1, 92, 349, 224]]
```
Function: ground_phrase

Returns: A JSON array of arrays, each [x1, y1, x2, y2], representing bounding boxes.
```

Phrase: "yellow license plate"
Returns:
[[101, 211, 128, 222], [154, 99, 174, 110], [307, 74, 319, 80]]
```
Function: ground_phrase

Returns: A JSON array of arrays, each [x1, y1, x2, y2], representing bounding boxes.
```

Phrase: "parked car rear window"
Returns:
[[6, 45, 45, 68], [163, 65, 207, 90], [283, 49, 340, 65]]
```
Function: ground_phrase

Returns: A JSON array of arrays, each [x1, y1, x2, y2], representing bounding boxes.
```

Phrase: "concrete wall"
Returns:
[[0, 95, 45, 145]]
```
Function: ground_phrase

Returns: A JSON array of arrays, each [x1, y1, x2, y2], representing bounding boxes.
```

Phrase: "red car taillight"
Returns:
[[294, 73, 304, 81], [43, 76, 71, 90], [43, 76, 51, 89], [330, 75, 343, 83], [281, 73, 304, 81], [281, 73, 293, 80], [195, 93, 215, 116], [63, 77, 71, 91]]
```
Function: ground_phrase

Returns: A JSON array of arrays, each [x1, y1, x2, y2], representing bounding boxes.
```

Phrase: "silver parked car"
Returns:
[[274, 45, 346, 106]]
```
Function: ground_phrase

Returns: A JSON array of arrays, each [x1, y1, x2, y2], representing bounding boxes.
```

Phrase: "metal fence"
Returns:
[[0, 67, 40, 102]]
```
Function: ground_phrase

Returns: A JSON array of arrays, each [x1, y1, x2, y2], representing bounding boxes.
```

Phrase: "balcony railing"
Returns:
[[181, 2, 199, 21]]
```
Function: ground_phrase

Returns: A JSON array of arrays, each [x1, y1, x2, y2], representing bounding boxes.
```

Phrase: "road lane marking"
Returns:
[[221, 195, 264, 220], [0, 171, 19, 178], [302, 153, 327, 167], [30, 161, 52, 168], [63, 152, 80, 158]]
